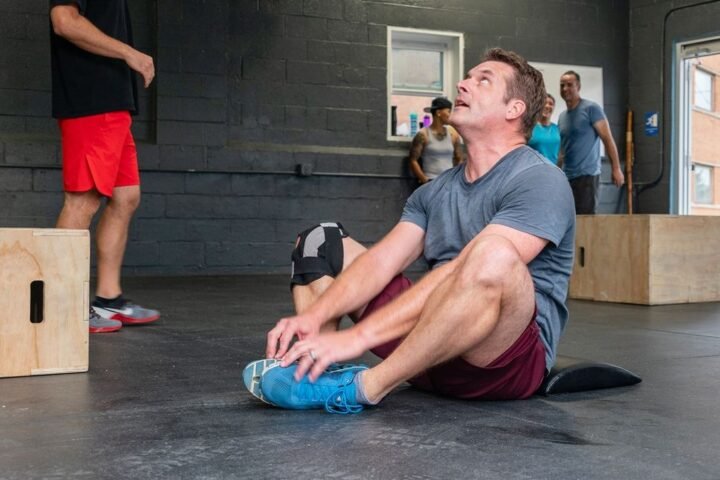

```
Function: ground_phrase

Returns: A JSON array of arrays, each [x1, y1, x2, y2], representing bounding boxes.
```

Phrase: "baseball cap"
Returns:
[[423, 97, 453, 113]]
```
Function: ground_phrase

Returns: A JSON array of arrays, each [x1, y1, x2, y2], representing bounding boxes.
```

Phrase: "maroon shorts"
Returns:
[[59, 111, 139, 198], [357, 274, 547, 400]]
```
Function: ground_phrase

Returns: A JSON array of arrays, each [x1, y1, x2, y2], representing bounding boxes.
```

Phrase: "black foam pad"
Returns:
[[538, 355, 642, 396]]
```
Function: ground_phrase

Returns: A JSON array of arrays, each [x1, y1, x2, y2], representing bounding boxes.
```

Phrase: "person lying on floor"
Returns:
[[244, 48, 576, 414]]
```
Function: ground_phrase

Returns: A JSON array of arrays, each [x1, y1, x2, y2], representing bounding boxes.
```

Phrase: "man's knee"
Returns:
[[290, 222, 349, 287], [456, 235, 524, 290], [63, 191, 102, 217], [107, 187, 141, 216]]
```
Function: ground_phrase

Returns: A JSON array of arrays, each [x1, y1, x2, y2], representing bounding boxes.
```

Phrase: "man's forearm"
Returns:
[[603, 137, 621, 170], [306, 247, 404, 327]]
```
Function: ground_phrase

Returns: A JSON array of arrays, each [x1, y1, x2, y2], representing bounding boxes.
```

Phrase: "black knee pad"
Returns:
[[291, 222, 349, 287]]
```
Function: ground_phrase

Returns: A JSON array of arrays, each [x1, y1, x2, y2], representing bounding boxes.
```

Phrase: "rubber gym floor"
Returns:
[[1, 275, 719, 479]]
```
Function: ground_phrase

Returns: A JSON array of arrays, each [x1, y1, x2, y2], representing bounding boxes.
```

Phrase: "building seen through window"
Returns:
[[387, 27, 463, 140]]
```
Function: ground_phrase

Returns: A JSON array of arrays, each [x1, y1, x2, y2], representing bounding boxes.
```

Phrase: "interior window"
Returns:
[[387, 28, 463, 140]]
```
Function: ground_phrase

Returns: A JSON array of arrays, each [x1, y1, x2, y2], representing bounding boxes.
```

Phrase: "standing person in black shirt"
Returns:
[[50, 0, 159, 333]]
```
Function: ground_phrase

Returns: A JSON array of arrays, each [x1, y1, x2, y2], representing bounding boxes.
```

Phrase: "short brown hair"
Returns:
[[480, 48, 546, 140], [562, 70, 581, 84]]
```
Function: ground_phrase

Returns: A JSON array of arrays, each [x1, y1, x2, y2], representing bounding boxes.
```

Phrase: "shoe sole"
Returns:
[[113, 314, 160, 325], [243, 359, 281, 405], [89, 324, 123, 333]]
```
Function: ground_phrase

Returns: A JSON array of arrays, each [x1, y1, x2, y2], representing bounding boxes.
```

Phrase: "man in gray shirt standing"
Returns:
[[558, 70, 625, 214], [247, 49, 576, 414]]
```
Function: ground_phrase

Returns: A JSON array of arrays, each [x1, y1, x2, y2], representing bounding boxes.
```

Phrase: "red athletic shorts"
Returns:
[[357, 274, 547, 400], [58, 111, 139, 198]]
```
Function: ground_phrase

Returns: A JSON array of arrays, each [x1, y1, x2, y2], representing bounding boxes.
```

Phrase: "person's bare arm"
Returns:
[[450, 127, 464, 165], [50, 4, 154, 87], [408, 131, 429, 184], [593, 119, 624, 187], [283, 252, 460, 379], [283, 222, 550, 380], [267, 221, 425, 359]]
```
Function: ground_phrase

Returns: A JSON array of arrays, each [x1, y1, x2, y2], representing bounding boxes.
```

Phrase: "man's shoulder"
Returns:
[[579, 98, 603, 111], [511, 145, 548, 164], [507, 147, 566, 180], [558, 110, 568, 124]]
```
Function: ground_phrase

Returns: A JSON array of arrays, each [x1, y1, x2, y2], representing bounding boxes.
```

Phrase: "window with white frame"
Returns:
[[387, 27, 463, 140], [694, 68, 713, 111], [693, 163, 713, 204]]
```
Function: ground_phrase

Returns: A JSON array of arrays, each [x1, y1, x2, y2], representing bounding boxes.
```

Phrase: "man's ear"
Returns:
[[506, 99, 526, 121]]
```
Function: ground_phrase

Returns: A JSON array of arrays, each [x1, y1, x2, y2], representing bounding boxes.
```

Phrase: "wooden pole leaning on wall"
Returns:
[[625, 110, 634, 214]]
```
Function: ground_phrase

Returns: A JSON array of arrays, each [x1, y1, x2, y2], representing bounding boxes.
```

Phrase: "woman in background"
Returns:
[[528, 94, 561, 165]]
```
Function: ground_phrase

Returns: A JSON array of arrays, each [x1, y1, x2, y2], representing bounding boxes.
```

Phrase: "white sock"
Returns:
[[353, 370, 378, 405]]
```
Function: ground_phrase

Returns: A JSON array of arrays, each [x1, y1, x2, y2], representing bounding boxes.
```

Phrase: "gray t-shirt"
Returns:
[[400, 145, 575, 369], [558, 99, 606, 180]]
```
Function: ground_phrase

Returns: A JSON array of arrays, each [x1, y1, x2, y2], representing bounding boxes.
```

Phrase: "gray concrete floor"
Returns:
[[1, 275, 720, 479]]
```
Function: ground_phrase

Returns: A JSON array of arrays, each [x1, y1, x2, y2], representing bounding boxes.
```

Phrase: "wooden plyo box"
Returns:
[[569, 215, 720, 305], [1, 228, 90, 378]]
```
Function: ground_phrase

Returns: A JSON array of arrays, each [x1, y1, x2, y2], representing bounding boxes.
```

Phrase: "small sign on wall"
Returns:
[[645, 112, 659, 136]]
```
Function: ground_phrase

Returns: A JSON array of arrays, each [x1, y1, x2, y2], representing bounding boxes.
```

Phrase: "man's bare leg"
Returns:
[[56, 190, 102, 230], [292, 236, 368, 332], [360, 235, 536, 402], [94, 185, 140, 299]]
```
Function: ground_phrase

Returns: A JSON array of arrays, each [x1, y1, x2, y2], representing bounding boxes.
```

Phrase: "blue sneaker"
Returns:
[[243, 360, 364, 405], [260, 363, 368, 414], [243, 359, 282, 404]]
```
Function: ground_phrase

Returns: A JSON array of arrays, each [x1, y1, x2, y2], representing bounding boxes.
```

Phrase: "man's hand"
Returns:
[[125, 49, 155, 88], [280, 328, 367, 382], [265, 312, 323, 360], [612, 166, 625, 187]]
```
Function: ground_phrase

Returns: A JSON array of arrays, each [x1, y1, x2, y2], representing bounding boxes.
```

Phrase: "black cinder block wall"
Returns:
[[628, 0, 720, 214], [0, 0, 629, 275]]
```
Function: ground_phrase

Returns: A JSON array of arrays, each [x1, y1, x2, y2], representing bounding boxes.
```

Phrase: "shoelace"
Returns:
[[325, 384, 364, 415], [285, 365, 368, 414], [325, 367, 368, 414], [290, 367, 367, 414], [326, 363, 360, 373], [116, 298, 132, 309]]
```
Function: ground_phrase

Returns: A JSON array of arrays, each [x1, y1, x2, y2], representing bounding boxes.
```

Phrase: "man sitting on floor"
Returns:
[[246, 48, 576, 414]]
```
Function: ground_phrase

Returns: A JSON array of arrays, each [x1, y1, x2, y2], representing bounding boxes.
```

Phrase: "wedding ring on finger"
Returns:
[[309, 349, 317, 362]]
